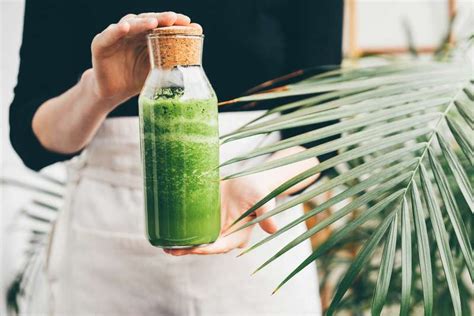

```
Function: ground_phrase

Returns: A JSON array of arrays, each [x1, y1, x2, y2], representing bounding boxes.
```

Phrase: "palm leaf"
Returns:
[[234, 150, 419, 249], [2, 174, 63, 315], [271, 191, 403, 293], [1, 178, 63, 198], [221, 64, 463, 104], [400, 197, 412, 316], [225, 87, 454, 138], [234, 161, 414, 239], [222, 97, 449, 144], [419, 164, 462, 316], [371, 210, 398, 316], [437, 132, 473, 211], [326, 213, 397, 316], [428, 149, 473, 279], [252, 184, 407, 273], [221, 115, 435, 170], [223, 60, 473, 314], [445, 116, 473, 165], [454, 91, 473, 128]]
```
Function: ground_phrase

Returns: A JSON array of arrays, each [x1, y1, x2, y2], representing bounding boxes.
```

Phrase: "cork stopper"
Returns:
[[148, 26, 203, 69]]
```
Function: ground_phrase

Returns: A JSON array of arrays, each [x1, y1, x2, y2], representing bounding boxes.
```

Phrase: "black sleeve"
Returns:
[[280, 0, 344, 163], [9, 0, 86, 171]]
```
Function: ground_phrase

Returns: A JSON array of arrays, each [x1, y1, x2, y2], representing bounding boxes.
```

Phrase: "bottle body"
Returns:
[[138, 31, 220, 248]]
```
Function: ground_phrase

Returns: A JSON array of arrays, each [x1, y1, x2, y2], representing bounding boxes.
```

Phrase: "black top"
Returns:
[[9, 0, 343, 171]]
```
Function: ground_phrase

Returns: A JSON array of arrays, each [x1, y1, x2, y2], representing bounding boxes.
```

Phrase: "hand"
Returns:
[[165, 175, 278, 256], [165, 146, 320, 256], [88, 12, 201, 111], [31, 12, 202, 155]]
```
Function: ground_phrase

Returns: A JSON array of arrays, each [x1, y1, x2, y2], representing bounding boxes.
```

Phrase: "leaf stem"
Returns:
[[399, 81, 467, 203]]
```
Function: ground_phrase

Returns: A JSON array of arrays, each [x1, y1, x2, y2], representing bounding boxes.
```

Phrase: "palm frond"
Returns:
[[428, 149, 473, 279], [371, 210, 398, 316], [400, 197, 412, 316], [2, 174, 63, 315], [419, 164, 461, 316], [411, 184, 434, 316], [325, 212, 397, 316], [223, 60, 473, 314]]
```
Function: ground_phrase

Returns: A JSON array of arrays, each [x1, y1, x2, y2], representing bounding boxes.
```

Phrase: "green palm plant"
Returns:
[[221, 60, 473, 315], [2, 174, 64, 315]]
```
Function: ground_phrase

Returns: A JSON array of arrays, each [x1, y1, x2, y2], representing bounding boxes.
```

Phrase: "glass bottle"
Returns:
[[138, 26, 220, 248]]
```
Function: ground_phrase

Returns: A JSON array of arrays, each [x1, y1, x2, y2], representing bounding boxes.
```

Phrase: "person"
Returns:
[[9, 1, 343, 315]]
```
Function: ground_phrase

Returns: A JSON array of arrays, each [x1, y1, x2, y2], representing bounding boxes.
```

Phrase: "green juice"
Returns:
[[138, 94, 220, 248]]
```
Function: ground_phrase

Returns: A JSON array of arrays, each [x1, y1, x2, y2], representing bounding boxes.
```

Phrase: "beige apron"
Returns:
[[45, 113, 321, 316]]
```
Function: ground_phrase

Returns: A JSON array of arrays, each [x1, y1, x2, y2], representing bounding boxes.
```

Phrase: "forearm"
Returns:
[[249, 146, 319, 196], [32, 69, 117, 154]]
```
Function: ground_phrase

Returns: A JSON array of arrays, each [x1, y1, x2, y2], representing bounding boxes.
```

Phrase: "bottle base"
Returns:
[[157, 243, 213, 250], [148, 239, 216, 249]]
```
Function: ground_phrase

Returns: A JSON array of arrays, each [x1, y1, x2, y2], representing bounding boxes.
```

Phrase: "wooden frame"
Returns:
[[345, 0, 457, 58]]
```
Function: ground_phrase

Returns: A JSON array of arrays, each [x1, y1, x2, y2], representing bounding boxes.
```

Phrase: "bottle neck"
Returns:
[[147, 35, 203, 69]]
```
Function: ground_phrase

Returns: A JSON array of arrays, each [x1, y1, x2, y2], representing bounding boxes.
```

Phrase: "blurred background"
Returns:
[[1, 0, 473, 314]]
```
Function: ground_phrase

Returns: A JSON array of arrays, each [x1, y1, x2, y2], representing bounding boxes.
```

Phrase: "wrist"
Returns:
[[79, 69, 120, 115]]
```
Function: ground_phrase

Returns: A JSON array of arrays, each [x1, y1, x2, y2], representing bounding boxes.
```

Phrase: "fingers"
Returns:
[[138, 12, 191, 26], [164, 238, 233, 256], [258, 217, 278, 234], [165, 227, 253, 256], [94, 12, 197, 52], [92, 17, 155, 52], [255, 199, 278, 234], [189, 23, 203, 33], [123, 18, 159, 36], [92, 23, 130, 52], [176, 14, 192, 25], [119, 13, 137, 22]]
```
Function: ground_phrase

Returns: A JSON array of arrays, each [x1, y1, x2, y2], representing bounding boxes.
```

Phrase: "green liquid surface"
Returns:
[[139, 96, 220, 248]]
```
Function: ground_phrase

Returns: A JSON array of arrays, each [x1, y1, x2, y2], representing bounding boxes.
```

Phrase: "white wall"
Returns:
[[1, 1, 26, 314], [358, 0, 448, 48], [1, 0, 23, 168], [346, 0, 473, 53]]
